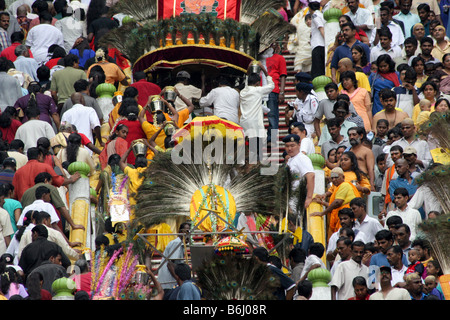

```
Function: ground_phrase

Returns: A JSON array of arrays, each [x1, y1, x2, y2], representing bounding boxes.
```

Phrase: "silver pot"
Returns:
[[133, 270, 149, 284], [164, 86, 177, 102], [249, 61, 260, 74], [132, 140, 146, 156], [150, 98, 165, 113]]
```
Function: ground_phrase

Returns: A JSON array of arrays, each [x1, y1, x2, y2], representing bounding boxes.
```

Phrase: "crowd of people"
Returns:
[[0, 0, 447, 302]]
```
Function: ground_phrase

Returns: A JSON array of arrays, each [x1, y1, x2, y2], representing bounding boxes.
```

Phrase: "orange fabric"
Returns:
[[384, 165, 396, 205], [99, 137, 129, 170], [328, 181, 361, 238]]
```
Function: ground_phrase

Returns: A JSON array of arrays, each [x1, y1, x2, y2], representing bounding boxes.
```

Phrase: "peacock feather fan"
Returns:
[[414, 164, 450, 214], [418, 214, 450, 274], [250, 11, 296, 55], [195, 254, 280, 300], [130, 135, 289, 231], [418, 111, 450, 150], [108, 0, 158, 25], [240, 0, 287, 25]]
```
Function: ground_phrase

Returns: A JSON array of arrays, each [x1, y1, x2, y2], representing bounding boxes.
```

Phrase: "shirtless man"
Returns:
[[348, 126, 375, 190], [372, 88, 409, 133]]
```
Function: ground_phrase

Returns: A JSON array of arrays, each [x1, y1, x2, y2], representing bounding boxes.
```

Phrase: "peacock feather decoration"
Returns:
[[418, 110, 450, 150], [195, 254, 280, 300], [414, 164, 450, 214]]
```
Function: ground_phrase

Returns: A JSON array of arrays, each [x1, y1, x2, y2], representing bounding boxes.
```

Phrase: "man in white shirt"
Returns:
[[174, 70, 202, 113], [370, 26, 403, 63], [350, 197, 384, 243], [17, 210, 80, 262], [379, 6, 405, 48], [389, 118, 433, 168], [199, 76, 240, 124], [292, 82, 319, 138], [345, 0, 375, 41], [283, 134, 315, 210], [61, 92, 102, 149], [54, 7, 87, 53], [289, 122, 315, 155], [239, 62, 274, 161], [16, 186, 61, 229], [330, 240, 369, 300], [14, 106, 55, 152], [385, 187, 422, 240], [386, 245, 408, 287], [25, 11, 64, 64], [309, 1, 325, 78], [369, 266, 411, 300]]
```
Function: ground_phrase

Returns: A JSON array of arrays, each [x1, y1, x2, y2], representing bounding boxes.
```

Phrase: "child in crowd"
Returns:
[[423, 276, 445, 300], [405, 248, 425, 279], [373, 119, 388, 146], [374, 153, 387, 192]]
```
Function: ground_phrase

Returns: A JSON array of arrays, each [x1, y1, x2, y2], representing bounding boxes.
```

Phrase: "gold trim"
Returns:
[[141, 58, 249, 73]]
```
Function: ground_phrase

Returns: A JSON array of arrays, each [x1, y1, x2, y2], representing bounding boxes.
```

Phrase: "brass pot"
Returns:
[[164, 86, 177, 102]]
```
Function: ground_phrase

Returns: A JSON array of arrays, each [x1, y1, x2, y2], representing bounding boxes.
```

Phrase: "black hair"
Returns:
[[375, 229, 393, 241], [341, 151, 368, 181], [349, 197, 366, 210], [378, 25, 393, 40], [34, 172, 52, 184], [379, 88, 396, 100], [376, 54, 396, 73], [35, 185, 50, 199], [63, 54, 79, 67], [31, 224, 48, 238], [297, 280, 313, 298], [66, 133, 82, 164], [174, 263, 192, 281], [376, 153, 387, 163], [309, 242, 325, 258], [252, 246, 269, 262], [288, 247, 306, 263], [386, 215, 403, 227], [393, 187, 409, 197], [420, 36, 434, 46], [247, 73, 261, 86], [27, 147, 43, 160]]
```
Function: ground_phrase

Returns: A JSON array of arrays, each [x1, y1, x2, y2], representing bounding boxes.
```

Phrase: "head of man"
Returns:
[[420, 37, 434, 56], [379, 88, 397, 112], [400, 0, 412, 14], [348, 127, 365, 147], [341, 22, 357, 42], [326, 117, 343, 141], [386, 245, 403, 267], [433, 25, 446, 42], [394, 223, 411, 248], [0, 12, 10, 31], [393, 187, 409, 209], [405, 273, 424, 295], [404, 37, 418, 57], [379, 7, 392, 26], [178, 222, 191, 242], [379, 266, 393, 286], [346, 0, 359, 13], [337, 58, 353, 74], [330, 167, 345, 186], [417, 3, 430, 23], [71, 92, 85, 106], [35, 185, 51, 203], [394, 158, 410, 177], [400, 118, 415, 139], [31, 224, 48, 241], [290, 122, 307, 138], [325, 83, 339, 100], [350, 197, 367, 221], [351, 241, 365, 264], [338, 208, 355, 229], [375, 229, 394, 254], [283, 134, 301, 158], [336, 236, 353, 261], [402, 146, 418, 166]]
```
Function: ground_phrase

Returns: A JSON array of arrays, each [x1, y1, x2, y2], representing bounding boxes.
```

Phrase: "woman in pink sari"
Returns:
[[340, 70, 372, 133]]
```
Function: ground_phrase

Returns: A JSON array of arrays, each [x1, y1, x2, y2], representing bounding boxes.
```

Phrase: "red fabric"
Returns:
[[12, 159, 65, 201], [40, 289, 53, 300], [45, 58, 62, 69], [76, 272, 92, 298], [0, 43, 34, 62], [108, 47, 130, 70], [130, 80, 162, 109], [265, 53, 287, 94], [0, 119, 22, 143], [158, 0, 241, 20], [99, 137, 129, 170], [78, 132, 91, 146], [380, 72, 400, 87], [115, 120, 146, 165]]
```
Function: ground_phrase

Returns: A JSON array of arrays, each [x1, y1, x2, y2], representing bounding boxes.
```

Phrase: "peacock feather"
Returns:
[[414, 164, 450, 214], [195, 254, 280, 300], [418, 214, 450, 274]]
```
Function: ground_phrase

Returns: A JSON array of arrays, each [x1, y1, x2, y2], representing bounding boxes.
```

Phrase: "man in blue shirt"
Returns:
[[330, 22, 370, 84], [388, 158, 417, 200]]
